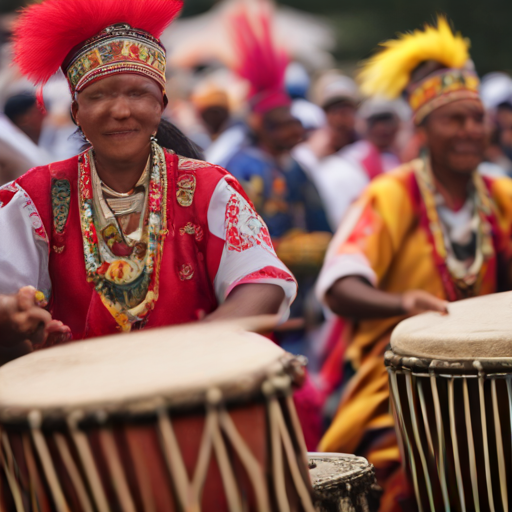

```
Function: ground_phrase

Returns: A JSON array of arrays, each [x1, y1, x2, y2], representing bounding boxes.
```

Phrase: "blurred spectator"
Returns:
[[286, 61, 326, 133], [293, 71, 359, 181], [4, 91, 45, 144], [0, 92, 52, 185], [298, 98, 404, 230]]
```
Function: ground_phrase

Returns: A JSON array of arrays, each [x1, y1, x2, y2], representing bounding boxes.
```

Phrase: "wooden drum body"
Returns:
[[0, 321, 315, 512], [386, 292, 512, 512]]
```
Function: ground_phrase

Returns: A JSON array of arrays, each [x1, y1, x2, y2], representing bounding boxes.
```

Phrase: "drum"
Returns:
[[308, 453, 380, 512], [386, 291, 512, 512], [0, 320, 315, 512]]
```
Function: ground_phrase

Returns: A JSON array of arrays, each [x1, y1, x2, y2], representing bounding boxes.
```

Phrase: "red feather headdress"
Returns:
[[13, 0, 183, 92], [230, 3, 290, 115]]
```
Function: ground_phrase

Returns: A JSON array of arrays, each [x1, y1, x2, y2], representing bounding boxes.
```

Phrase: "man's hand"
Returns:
[[0, 287, 70, 348], [401, 290, 448, 317]]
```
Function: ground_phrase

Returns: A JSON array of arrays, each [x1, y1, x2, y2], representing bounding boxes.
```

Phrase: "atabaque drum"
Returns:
[[0, 320, 315, 512], [386, 291, 512, 512], [308, 453, 381, 512]]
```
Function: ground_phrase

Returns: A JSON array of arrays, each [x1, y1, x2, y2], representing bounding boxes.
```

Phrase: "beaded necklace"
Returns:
[[78, 141, 168, 331], [414, 156, 495, 301]]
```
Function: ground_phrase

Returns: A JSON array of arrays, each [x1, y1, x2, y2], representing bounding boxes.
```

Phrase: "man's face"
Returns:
[[422, 99, 486, 174], [262, 106, 304, 152], [366, 114, 399, 151], [72, 74, 164, 163], [324, 99, 356, 150]]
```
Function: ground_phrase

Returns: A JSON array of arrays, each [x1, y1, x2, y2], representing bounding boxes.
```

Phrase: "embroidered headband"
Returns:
[[408, 68, 480, 124], [13, 0, 182, 95], [63, 24, 167, 94]]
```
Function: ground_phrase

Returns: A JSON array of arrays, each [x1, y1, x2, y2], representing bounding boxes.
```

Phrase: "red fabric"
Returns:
[[360, 142, 384, 181], [17, 152, 236, 341]]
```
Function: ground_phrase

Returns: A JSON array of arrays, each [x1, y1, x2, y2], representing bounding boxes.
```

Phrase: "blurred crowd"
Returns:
[[2, 0, 512, 492]]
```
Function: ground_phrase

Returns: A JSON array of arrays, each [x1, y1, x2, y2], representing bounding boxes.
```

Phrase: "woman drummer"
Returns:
[[0, 0, 296, 358]]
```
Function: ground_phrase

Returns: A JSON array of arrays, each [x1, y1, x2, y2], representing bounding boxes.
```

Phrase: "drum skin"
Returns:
[[387, 292, 512, 512], [0, 321, 315, 512]]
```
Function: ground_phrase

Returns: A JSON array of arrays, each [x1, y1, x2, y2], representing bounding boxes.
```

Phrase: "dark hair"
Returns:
[[156, 118, 204, 159], [74, 117, 204, 160], [4, 92, 37, 122]]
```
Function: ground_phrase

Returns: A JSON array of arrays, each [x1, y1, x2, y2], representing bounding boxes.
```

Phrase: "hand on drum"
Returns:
[[400, 289, 448, 317], [0, 286, 71, 350]]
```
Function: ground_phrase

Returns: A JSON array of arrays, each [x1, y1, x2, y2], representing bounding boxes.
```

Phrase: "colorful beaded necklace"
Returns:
[[414, 156, 495, 301], [78, 141, 168, 331]]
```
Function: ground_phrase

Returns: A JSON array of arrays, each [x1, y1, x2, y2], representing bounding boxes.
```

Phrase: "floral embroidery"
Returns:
[[177, 156, 212, 170], [225, 192, 273, 253], [78, 142, 168, 332], [176, 174, 196, 207], [179, 222, 204, 242], [51, 179, 71, 234], [179, 264, 194, 281]]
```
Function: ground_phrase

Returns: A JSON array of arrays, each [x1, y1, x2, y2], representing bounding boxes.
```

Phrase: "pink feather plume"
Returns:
[[230, 4, 289, 100], [13, 0, 183, 86]]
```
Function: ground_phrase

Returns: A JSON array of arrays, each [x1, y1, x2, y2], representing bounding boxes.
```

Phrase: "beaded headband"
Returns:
[[408, 68, 480, 124], [62, 24, 166, 94]]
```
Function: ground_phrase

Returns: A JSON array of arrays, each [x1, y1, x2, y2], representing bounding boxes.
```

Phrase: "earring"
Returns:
[[150, 133, 158, 143]]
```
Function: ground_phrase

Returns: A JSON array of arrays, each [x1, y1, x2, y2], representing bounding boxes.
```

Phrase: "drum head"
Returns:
[[391, 291, 512, 361], [0, 320, 294, 420]]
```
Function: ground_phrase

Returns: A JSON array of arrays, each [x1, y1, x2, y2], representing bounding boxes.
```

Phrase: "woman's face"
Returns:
[[72, 74, 164, 163]]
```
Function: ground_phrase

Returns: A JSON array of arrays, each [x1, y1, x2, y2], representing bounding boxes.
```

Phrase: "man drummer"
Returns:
[[0, 0, 296, 357], [316, 17, 512, 511]]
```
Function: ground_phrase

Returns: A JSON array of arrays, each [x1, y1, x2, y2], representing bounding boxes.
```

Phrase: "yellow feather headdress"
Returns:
[[358, 16, 470, 99]]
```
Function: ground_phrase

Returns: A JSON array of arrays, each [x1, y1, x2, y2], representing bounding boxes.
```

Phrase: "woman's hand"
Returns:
[[401, 290, 448, 316], [0, 287, 70, 349]]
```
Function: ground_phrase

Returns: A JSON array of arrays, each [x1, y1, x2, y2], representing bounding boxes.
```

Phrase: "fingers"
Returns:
[[16, 286, 37, 311]]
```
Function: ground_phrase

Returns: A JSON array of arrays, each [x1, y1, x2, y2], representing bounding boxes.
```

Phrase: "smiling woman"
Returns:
[[0, 0, 297, 354]]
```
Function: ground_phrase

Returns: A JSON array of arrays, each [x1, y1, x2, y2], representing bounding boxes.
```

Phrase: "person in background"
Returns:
[[316, 17, 512, 511], [225, 4, 332, 450], [0, 92, 52, 185], [285, 61, 326, 134], [4, 91, 46, 145], [315, 99, 404, 229]]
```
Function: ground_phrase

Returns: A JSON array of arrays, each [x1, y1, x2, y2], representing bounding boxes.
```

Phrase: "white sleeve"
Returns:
[[315, 202, 377, 304], [207, 177, 297, 319], [0, 183, 51, 297]]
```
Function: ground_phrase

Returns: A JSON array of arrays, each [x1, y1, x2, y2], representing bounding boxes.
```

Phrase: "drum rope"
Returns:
[[429, 374, 450, 512], [209, 406, 244, 512], [1, 432, 25, 512], [491, 379, 508, 511], [462, 379, 480, 511], [67, 412, 110, 512], [21, 433, 42, 512], [416, 380, 435, 459], [157, 407, 195, 511], [284, 395, 310, 469], [29, 412, 70, 512], [448, 378, 466, 512], [478, 374, 496, 512], [274, 402, 315, 512], [98, 428, 137, 512], [388, 371, 423, 512], [218, 408, 269, 512], [53, 432, 94, 512], [266, 391, 290, 512], [405, 373, 435, 512]]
